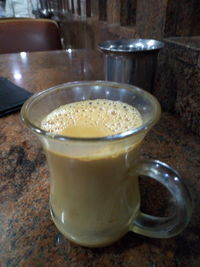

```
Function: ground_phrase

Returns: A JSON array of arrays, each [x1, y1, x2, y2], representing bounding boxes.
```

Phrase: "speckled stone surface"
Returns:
[[0, 50, 200, 267], [154, 37, 200, 135]]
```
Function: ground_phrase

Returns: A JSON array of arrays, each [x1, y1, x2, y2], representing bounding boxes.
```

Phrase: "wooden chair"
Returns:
[[0, 18, 62, 54]]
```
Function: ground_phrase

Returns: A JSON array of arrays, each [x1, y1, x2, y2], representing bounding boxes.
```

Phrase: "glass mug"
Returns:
[[21, 81, 192, 247]]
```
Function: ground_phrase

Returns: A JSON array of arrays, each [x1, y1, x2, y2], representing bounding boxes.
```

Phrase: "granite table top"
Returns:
[[0, 49, 199, 267]]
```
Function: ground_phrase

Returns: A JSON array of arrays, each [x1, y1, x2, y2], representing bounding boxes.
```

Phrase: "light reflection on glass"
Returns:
[[61, 211, 64, 223]]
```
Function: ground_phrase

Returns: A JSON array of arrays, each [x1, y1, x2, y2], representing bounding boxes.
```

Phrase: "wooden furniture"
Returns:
[[0, 49, 199, 266], [0, 18, 62, 54], [58, 0, 200, 49]]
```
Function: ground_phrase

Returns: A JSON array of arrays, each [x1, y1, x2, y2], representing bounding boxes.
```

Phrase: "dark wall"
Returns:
[[165, 0, 200, 37]]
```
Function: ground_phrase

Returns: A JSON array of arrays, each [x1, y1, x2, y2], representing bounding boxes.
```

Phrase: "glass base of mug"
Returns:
[[50, 205, 128, 248]]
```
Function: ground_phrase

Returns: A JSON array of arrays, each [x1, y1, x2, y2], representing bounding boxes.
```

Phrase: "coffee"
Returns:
[[41, 99, 143, 247], [41, 99, 142, 137]]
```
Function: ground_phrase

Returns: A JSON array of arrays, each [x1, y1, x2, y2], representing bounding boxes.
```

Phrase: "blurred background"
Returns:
[[0, 0, 199, 48], [0, 0, 199, 135]]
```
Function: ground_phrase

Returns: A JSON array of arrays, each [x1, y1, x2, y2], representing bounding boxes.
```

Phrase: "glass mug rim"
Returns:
[[21, 80, 161, 142]]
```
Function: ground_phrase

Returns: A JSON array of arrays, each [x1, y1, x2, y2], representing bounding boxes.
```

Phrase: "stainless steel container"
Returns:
[[98, 39, 164, 92]]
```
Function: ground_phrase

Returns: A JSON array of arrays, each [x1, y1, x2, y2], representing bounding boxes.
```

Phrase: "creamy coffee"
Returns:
[[41, 99, 142, 137], [41, 99, 143, 247]]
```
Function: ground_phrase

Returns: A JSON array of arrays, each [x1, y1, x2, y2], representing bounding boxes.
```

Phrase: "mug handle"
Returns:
[[131, 159, 193, 238]]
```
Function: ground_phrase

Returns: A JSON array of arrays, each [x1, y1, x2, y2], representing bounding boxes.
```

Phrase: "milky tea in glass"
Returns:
[[21, 81, 192, 248]]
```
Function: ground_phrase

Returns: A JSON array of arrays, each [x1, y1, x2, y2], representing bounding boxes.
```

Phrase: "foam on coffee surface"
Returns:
[[41, 99, 142, 138]]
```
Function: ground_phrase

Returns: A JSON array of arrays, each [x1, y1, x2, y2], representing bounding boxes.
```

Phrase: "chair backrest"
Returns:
[[0, 18, 62, 54]]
